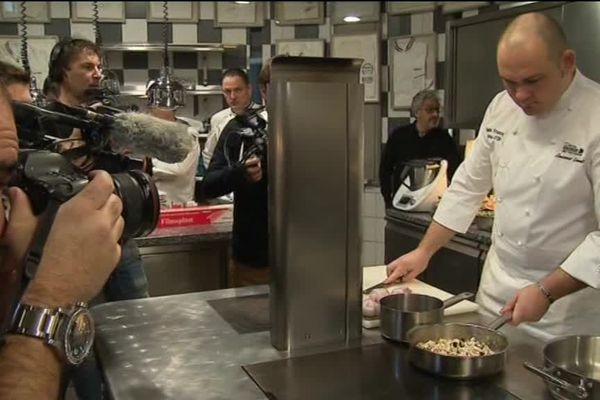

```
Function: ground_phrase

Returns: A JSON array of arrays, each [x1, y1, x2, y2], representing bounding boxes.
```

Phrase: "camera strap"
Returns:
[[23, 199, 61, 282]]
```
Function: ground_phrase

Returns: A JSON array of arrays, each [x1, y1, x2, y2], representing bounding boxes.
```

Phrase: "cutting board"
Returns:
[[362, 265, 479, 329]]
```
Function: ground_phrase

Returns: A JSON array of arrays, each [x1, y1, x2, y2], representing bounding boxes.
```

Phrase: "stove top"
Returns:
[[243, 341, 521, 400]]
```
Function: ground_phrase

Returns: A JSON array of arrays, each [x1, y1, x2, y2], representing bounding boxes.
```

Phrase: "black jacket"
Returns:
[[203, 117, 268, 267], [379, 123, 460, 206]]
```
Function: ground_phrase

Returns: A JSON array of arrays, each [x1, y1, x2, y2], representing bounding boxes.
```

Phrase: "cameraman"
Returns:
[[0, 83, 124, 399], [203, 60, 272, 287]]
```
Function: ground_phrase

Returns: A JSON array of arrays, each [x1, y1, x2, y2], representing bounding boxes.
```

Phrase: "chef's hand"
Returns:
[[244, 156, 262, 183], [500, 284, 550, 326], [384, 248, 431, 284]]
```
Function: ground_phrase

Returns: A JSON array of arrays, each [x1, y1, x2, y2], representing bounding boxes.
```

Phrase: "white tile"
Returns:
[[376, 218, 386, 243], [361, 242, 376, 267], [123, 69, 149, 86], [381, 117, 388, 143], [262, 44, 272, 65], [104, 51, 123, 69], [199, 2, 215, 20], [70, 22, 95, 41], [172, 69, 198, 86], [318, 17, 331, 42], [176, 95, 195, 118], [462, 9, 479, 18], [381, 13, 388, 40], [50, 1, 70, 18], [198, 52, 222, 70], [375, 243, 385, 265], [374, 195, 386, 218], [122, 19, 148, 43], [498, 1, 536, 10], [364, 186, 380, 194], [410, 11, 434, 35], [363, 217, 378, 242], [271, 19, 295, 41], [149, 52, 163, 69], [221, 28, 247, 45], [172, 23, 197, 44], [362, 191, 374, 217], [437, 33, 446, 62], [197, 95, 224, 120]]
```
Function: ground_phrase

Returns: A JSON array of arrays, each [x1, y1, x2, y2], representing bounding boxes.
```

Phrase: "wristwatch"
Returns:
[[8, 302, 95, 365]]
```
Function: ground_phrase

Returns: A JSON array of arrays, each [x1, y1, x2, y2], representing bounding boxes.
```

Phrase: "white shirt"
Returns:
[[434, 70, 600, 339], [202, 108, 236, 169], [152, 126, 200, 206]]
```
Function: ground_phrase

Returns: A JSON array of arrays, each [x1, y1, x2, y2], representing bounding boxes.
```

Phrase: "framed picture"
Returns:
[[0, 1, 49, 22], [0, 35, 58, 85], [147, 2, 199, 22], [386, 2, 436, 15], [274, 2, 324, 25], [214, 2, 265, 28], [331, 32, 380, 103], [275, 39, 325, 57], [441, 2, 489, 14], [71, 2, 125, 23], [389, 34, 437, 110], [331, 2, 380, 24]]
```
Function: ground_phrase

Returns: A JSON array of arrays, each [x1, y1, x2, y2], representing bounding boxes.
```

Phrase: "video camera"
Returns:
[[234, 107, 268, 166], [9, 101, 160, 240]]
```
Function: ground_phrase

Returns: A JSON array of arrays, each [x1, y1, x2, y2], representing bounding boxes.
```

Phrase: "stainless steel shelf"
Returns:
[[102, 43, 232, 52], [120, 85, 222, 96]]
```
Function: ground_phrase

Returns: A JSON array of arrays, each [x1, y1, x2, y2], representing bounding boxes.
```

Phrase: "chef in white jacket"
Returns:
[[386, 12, 600, 340]]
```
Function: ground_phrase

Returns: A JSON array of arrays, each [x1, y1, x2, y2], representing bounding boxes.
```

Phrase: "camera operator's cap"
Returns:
[[146, 67, 186, 110]]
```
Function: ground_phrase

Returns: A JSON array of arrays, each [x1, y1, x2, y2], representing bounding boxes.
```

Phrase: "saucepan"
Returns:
[[406, 314, 512, 379], [380, 291, 474, 343], [524, 335, 600, 400]]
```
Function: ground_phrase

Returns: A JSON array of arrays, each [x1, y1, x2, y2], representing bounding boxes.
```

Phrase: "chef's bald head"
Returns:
[[498, 13, 568, 64]]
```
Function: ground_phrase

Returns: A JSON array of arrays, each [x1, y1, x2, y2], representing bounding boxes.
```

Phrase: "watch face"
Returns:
[[64, 308, 95, 365]]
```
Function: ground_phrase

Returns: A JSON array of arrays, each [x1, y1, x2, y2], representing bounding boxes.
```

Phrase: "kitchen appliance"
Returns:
[[392, 158, 448, 212], [380, 292, 474, 343], [406, 314, 511, 379], [524, 335, 600, 400]]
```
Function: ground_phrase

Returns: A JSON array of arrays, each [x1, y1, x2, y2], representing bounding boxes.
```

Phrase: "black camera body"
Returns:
[[234, 108, 268, 165], [11, 149, 159, 239]]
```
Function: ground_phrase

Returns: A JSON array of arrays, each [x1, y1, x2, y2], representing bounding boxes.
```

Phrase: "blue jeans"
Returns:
[[71, 239, 149, 400]]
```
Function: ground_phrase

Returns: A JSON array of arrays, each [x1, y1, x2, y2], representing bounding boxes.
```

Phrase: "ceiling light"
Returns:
[[343, 16, 361, 23]]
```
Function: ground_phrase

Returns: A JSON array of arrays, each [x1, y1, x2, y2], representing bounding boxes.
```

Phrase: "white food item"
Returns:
[[416, 337, 495, 357], [362, 298, 380, 318], [368, 288, 390, 303], [391, 287, 412, 295]]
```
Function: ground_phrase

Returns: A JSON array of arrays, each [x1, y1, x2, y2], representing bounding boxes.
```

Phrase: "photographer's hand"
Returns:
[[244, 156, 262, 183], [22, 171, 124, 308]]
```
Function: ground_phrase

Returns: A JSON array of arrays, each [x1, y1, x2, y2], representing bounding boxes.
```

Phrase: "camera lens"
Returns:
[[111, 171, 160, 239]]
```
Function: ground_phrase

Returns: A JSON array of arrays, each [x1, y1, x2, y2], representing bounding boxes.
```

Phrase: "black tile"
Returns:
[[0, 23, 18, 35], [98, 23, 122, 44], [125, 2, 147, 19], [388, 117, 411, 134], [436, 61, 446, 90], [223, 45, 247, 69], [479, 4, 500, 14], [112, 69, 124, 85], [148, 69, 161, 80], [173, 52, 197, 69], [197, 20, 222, 43], [249, 24, 271, 46], [123, 52, 149, 69], [380, 39, 387, 66], [206, 69, 223, 85], [44, 19, 70, 39], [249, 61, 262, 104], [148, 22, 173, 43], [434, 8, 462, 34], [294, 25, 319, 39], [381, 92, 388, 118], [388, 15, 411, 37], [250, 44, 261, 59]]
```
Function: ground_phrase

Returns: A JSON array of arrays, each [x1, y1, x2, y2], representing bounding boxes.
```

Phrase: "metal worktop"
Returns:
[[92, 286, 553, 400]]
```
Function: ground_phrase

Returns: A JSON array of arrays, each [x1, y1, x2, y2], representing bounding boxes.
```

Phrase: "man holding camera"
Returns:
[[203, 64, 271, 287], [0, 79, 125, 398]]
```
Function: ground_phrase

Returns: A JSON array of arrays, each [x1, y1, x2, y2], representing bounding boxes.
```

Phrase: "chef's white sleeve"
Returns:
[[432, 95, 499, 233], [560, 134, 600, 289]]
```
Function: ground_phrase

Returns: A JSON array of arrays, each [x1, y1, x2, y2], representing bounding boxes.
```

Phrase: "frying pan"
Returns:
[[380, 291, 474, 343], [406, 314, 512, 379]]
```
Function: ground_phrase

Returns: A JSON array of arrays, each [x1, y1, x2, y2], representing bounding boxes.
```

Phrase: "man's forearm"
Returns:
[[419, 220, 458, 257], [0, 335, 62, 400], [540, 268, 587, 302]]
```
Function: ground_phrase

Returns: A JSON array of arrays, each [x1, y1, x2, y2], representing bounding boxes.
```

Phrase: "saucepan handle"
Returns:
[[441, 292, 474, 309], [487, 313, 512, 330], [523, 362, 589, 399]]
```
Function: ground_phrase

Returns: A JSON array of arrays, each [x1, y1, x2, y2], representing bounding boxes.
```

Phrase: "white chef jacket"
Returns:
[[152, 126, 200, 206], [434, 70, 600, 340]]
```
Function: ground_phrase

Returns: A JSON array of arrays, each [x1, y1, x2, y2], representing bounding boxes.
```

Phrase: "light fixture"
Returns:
[[92, 0, 120, 102], [343, 16, 361, 23], [19, 1, 46, 106], [146, 1, 186, 109], [234, 1, 251, 4]]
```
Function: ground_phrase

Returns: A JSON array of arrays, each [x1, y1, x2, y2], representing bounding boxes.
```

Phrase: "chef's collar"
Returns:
[[552, 68, 580, 113]]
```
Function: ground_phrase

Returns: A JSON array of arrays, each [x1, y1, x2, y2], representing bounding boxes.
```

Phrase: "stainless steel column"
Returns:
[[268, 57, 364, 351]]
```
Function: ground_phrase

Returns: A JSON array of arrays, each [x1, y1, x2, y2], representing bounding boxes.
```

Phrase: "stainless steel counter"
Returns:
[[93, 286, 553, 400]]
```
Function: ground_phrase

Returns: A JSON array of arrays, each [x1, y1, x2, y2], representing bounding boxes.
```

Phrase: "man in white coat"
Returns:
[[386, 12, 600, 340]]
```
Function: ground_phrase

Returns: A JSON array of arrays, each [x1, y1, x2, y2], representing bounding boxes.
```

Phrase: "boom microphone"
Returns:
[[109, 113, 195, 164]]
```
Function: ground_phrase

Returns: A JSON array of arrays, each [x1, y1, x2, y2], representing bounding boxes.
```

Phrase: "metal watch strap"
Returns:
[[10, 304, 66, 345], [536, 282, 555, 304]]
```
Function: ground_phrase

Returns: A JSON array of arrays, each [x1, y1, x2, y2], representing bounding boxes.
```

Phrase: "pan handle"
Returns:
[[487, 313, 512, 330], [523, 362, 589, 399], [441, 292, 474, 309]]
